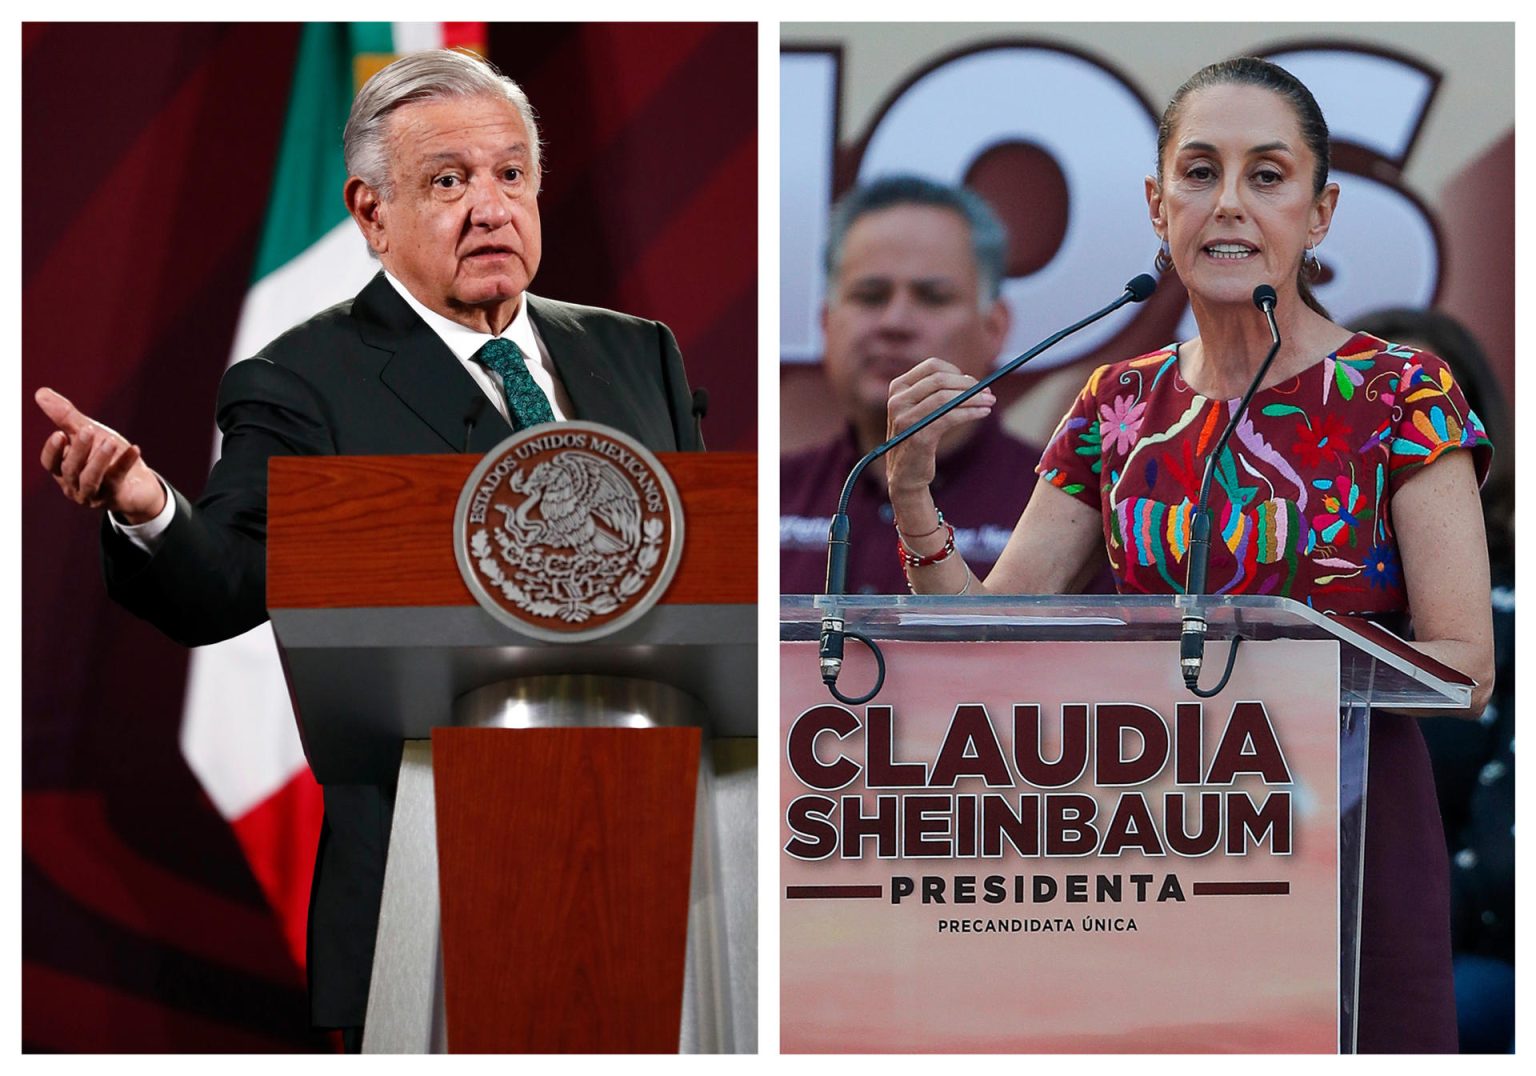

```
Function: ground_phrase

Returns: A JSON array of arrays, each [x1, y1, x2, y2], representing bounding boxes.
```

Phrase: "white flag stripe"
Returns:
[[225, 222, 379, 387], [179, 623, 309, 819], [391, 22, 446, 54]]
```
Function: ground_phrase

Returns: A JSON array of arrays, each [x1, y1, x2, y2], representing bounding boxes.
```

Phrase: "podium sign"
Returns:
[[781, 637, 1340, 1053]]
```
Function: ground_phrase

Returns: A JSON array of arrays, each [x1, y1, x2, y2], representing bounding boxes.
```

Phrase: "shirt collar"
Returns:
[[381, 270, 540, 364]]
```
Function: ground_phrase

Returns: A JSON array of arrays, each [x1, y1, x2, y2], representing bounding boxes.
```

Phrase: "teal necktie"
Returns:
[[473, 338, 555, 430]]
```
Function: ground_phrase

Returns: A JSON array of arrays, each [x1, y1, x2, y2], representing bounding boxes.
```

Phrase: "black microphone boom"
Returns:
[[818, 274, 1158, 701], [462, 393, 489, 453], [690, 387, 710, 450], [826, 273, 1157, 598], [1180, 283, 1279, 695]]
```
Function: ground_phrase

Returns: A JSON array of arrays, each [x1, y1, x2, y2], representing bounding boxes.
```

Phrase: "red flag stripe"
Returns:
[[228, 769, 326, 972], [440, 22, 487, 51]]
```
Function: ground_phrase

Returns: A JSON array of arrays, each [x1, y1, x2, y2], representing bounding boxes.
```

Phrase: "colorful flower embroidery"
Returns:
[[1038, 335, 1491, 616], [1401, 360, 1453, 402], [1363, 542, 1401, 590], [1322, 351, 1375, 403], [1312, 471, 1370, 547], [1393, 405, 1476, 469], [1098, 394, 1146, 455], [1291, 412, 1351, 469]]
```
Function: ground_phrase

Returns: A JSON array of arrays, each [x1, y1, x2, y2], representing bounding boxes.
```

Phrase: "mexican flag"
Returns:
[[180, 21, 487, 970]]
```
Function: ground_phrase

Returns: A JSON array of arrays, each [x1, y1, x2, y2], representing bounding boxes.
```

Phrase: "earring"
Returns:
[[1154, 238, 1174, 274], [1303, 244, 1322, 280]]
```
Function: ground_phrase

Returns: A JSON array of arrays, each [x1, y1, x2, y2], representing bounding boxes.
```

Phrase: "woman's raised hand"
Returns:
[[884, 357, 995, 494]]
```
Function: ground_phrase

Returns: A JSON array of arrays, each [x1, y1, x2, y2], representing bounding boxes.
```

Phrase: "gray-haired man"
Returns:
[[36, 49, 701, 1039]]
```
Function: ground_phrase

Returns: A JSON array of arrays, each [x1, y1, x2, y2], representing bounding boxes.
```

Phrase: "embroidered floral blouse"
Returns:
[[1036, 332, 1492, 615]]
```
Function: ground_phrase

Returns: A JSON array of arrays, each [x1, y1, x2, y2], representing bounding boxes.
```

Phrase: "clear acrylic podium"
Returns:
[[780, 593, 1471, 1053]]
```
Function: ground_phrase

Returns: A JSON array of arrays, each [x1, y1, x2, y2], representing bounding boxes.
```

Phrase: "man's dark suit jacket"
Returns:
[[102, 271, 702, 1027]]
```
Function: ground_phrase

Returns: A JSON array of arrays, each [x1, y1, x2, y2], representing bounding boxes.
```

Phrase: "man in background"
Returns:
[[780, 175, 1041, 594]]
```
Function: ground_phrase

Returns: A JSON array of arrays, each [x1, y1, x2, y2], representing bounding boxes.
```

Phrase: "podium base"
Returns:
[[362, 675, 754, 1053]]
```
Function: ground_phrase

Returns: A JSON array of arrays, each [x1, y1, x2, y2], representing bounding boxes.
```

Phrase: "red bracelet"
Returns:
[[897, 520, 956, 568]]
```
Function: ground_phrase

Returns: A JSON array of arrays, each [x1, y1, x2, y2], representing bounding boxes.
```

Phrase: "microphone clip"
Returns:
[[1179, 610, 1207, 689], [818, 614, 845, 686]]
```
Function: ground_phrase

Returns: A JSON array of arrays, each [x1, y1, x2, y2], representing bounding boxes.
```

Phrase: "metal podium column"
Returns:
[[362, 675, 742, 1053]]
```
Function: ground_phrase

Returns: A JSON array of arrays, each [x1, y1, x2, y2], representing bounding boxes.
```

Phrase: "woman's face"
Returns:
[[1147, 83, 1338, 310]]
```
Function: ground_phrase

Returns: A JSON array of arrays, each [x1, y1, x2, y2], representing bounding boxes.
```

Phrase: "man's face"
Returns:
[[821, 204, 1008, 427], [359, 94, 541, 332]]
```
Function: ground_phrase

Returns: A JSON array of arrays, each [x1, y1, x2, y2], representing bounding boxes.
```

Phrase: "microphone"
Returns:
[[819, 274, 1158, 699], [462, 393, 489, 453], [690, 387, 710, 450], [1180, 283, 1279, 694], [1124, 273, 1158, 304]]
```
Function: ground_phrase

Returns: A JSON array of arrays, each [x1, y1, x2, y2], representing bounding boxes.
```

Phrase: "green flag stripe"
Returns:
[[251, 21, 395, 281]]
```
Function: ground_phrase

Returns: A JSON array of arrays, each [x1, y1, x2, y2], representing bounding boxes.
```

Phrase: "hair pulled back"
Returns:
[[1156, 57, 1332, 316]]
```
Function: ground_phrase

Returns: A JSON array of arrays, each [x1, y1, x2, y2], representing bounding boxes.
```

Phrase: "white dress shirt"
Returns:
[[380, 271, 573, 423], [114, 274, 569, 551]]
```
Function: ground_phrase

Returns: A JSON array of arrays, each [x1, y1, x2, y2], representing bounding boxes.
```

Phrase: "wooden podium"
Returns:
[[780, 593, 1471, 1053], [267, 452, 756, 1053]]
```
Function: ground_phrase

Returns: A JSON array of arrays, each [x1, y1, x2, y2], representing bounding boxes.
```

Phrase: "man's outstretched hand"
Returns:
[[36, 387, 167, 524]]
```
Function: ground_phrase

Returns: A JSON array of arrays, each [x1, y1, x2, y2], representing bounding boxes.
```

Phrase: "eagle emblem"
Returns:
[[455, 423, 684, 641]]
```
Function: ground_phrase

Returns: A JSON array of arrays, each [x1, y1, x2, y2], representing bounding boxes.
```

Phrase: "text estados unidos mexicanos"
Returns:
[[783, 701, 1294, 860], [469, 433, 664, 524]]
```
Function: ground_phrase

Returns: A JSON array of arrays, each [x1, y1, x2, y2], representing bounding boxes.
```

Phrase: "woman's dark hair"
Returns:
[[1156, 57, 1332, 317]]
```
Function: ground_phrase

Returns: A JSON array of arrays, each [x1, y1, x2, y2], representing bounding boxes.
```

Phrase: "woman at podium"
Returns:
[[885, 57, 1493, 1053]]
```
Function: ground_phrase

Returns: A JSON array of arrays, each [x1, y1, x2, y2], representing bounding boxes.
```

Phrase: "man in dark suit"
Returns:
[[35, 49, 700, 1042]]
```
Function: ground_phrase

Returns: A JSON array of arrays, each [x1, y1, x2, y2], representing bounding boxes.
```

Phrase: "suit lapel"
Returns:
[[529, 295, 628, 430], [356, 273, 514, 452]]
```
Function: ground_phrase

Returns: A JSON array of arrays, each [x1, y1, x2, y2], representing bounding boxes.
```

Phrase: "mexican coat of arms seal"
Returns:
[[453, 422, 685, 641]]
